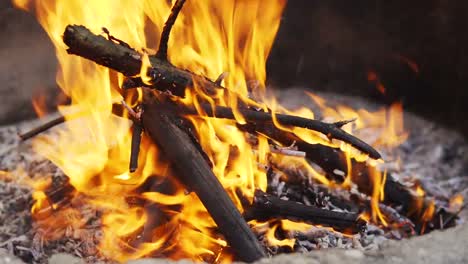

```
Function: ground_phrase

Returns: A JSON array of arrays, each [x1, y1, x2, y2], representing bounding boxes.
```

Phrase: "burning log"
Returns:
[[244, 190, 364, 233], [61, 25, 381, 160], [141, 93, 266, 262]]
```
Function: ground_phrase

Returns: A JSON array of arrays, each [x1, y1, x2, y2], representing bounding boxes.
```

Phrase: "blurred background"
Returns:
[[0, 0, 467, 137]]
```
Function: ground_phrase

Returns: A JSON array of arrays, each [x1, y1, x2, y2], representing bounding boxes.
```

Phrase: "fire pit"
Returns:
[[1, 0, 467, 263]]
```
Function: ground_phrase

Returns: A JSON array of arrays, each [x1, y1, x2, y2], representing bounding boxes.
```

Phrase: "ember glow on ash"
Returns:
[[11, 0, 463, 262]]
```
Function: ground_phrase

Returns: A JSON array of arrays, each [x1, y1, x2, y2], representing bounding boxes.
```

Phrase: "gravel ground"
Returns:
[[0, 89, 466, 263]]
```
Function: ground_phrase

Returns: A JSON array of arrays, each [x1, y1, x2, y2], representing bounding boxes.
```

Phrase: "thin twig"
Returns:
[[155, 0, 187, 60], [18, 115, 66, 140], [19, 101, 136, 141]]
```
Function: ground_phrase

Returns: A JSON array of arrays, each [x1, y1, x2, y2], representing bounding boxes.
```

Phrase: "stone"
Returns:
[[48, 253, 84, 264], [0, 249, 25, 264]]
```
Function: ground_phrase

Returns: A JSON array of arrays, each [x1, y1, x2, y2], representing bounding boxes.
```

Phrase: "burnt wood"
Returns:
[[18, 115, 66, 140], [63, 25, 222, 98], [244, 190, 364, 233]]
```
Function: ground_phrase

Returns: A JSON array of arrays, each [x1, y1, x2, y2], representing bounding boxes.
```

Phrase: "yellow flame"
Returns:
[[369, 167, 388, 226], [265, 222, 296, 249], [280, 219, 314, 233], [140, 53, 153, 85]]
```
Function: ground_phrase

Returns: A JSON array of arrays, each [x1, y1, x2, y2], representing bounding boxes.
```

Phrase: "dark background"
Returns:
[[1, 0, 467, 137]]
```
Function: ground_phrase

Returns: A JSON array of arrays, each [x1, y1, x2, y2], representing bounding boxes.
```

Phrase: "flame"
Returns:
[[12, 0, 420, 261], [369, 167, 388, 226], [307, 92, 408, 150], [449, 194, 464, 212], [265, 223, 296, 248], [395, 54, 420, 74], [367, 71, 386, 95], [261, 220, 344, 249], [419, 200, 435, 234], [32, 93, 48, 118], [261, 220, 312, 249], [13, 0, 285, 261]]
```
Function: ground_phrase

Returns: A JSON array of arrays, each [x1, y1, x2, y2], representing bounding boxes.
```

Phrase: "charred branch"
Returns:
[[18, 115, 66, 140], [63, 25, 221, 97], [244, 190, 364, 233], [204, 106, 379, 159], [141, 95, 266, 262], [19, 107, 94, 140], [19, 102, 136, 141]]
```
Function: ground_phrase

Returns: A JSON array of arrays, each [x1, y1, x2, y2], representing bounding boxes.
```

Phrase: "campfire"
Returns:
[[1, 0, 465, 263]]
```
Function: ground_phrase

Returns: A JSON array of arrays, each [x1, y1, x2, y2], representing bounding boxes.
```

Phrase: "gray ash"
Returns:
[[1, 90, 467, 263]]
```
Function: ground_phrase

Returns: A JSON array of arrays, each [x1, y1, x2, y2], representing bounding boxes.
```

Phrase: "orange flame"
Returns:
[[262, 220, 315, 249], [449, 194, 464, 212], [32, 93, 48, 118]]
